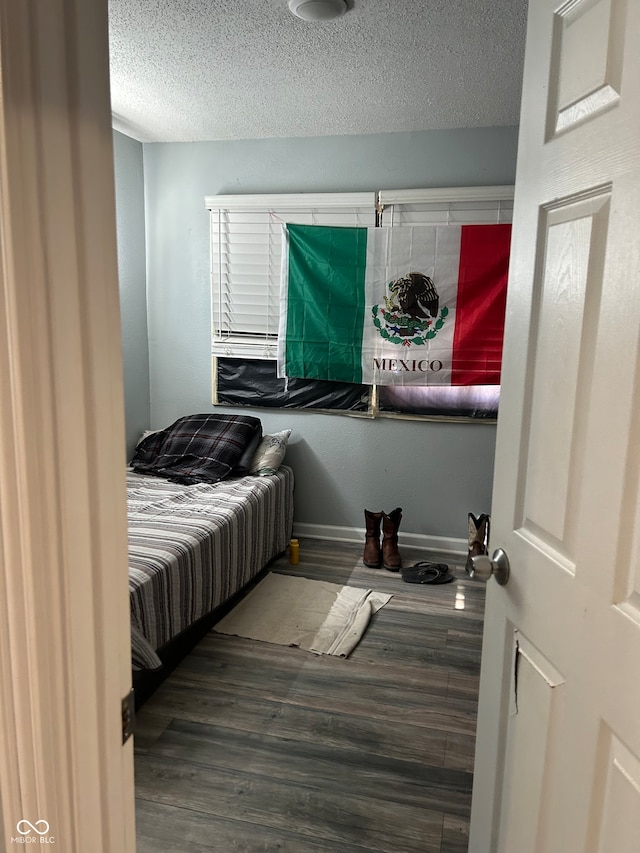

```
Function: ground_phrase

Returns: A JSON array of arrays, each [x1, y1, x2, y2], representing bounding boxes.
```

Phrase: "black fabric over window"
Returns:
[[377, 384, 499, 418], [216, 358, 369, 412]]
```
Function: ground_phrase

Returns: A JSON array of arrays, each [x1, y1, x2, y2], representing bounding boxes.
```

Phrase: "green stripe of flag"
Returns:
[[285, 224, 368, 384]]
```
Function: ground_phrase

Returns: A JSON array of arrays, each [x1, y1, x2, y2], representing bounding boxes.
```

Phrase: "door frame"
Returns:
[[0, 1, 135, 850]]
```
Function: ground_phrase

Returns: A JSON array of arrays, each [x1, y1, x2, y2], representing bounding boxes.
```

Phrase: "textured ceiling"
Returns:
[[108, 0, 528, 143]]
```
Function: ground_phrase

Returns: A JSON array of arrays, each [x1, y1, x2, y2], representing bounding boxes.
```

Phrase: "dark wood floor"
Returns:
[[134, 538, 485, 853]]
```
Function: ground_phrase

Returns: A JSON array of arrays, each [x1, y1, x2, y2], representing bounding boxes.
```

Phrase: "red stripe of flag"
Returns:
[[451, 224, 512, 385]]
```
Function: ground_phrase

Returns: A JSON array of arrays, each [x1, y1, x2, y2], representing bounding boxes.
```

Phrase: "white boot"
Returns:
[[465, 513, 490, 572]]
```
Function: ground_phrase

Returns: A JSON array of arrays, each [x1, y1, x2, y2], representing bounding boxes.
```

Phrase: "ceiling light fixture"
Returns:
[[288, 0, 347, 21]]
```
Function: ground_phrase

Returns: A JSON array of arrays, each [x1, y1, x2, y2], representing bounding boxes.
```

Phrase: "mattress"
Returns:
[[127, 465, 294, 669]]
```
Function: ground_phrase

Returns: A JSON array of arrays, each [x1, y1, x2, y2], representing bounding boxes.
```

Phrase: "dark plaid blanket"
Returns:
[[131, 413, 262, 484]]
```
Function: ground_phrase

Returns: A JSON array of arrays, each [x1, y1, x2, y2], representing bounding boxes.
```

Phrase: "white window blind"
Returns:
[[378, 185, 514, 227], [206, 192, 376, 358]]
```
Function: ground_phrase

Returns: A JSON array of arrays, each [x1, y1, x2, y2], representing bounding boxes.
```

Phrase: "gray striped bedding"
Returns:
[[127, 465, 294, 670]]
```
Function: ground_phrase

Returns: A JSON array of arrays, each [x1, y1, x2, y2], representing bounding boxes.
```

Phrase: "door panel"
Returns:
[[550, 0, 627, 136], [588, 728, 640, 853], [497, 642, 565, 853], [519, 191, 610, 565]]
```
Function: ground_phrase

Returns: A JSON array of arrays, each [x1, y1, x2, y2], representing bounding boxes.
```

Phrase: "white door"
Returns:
[[469, 0, 640, 850], [0, 1, 136, 850]]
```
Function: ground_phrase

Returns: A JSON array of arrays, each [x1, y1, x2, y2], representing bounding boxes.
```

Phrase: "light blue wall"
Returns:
[[113, 130, 150, 459], [142, 127, 519, 541]]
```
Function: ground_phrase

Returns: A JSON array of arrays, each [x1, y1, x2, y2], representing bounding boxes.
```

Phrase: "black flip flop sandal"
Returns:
[[401, 561, 448, 578], [401, 562, 455, 584], [403, 567, 455, 584]]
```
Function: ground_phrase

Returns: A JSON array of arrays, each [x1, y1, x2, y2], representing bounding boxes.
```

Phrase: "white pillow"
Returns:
[[136, 429, 160, 447], [249, 430, 292, 476]]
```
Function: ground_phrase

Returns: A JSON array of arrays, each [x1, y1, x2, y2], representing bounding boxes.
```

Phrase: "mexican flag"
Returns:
[[277, 222, 511, 386]]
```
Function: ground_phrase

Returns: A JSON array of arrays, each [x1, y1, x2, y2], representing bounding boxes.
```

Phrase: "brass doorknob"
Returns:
[[467, 548, 510, 585]]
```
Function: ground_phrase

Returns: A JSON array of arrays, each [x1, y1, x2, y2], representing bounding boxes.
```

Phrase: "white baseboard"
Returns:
[[292, 522, 467, 557]]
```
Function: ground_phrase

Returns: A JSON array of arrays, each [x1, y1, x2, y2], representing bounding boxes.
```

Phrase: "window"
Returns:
[[207, 187, 514, 419], [206, 193, 375, 359]]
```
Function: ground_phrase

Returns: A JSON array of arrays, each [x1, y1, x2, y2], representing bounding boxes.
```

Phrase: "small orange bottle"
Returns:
[[289, 538, 300, 565]]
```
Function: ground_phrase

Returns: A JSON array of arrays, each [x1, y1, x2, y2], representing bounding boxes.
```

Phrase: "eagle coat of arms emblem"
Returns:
[[372, 272, 448, 347]]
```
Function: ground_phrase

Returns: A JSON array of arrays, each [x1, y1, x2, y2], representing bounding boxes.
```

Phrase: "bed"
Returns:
[[127, 413, 294, 704]]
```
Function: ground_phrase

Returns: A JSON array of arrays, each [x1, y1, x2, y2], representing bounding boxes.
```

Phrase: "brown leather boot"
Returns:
[[465, 513, 490, 572], [363, 510, 383, 567], [382, 507, 402, 571]]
